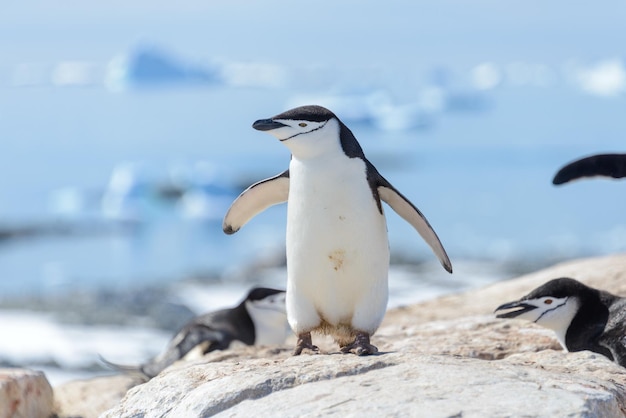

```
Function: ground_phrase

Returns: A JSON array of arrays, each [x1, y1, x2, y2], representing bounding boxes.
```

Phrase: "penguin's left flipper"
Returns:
[[223, 170, 290, 234], [377, 183, 453, 274]]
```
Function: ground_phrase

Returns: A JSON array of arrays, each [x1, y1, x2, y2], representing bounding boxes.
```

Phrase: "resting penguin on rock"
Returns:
[[495, 277, 626, 367], [102, 287, 289, 378], [553, 153, 626, 185], [223, 105, 452, 356]]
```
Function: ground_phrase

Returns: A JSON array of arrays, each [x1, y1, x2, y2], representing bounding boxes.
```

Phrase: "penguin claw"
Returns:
[[340, 332, 378, 356], [293, 332, 320, 356]]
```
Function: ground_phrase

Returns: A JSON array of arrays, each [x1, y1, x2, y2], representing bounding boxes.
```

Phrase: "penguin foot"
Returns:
[[293, 332, 319, 356], [340, 332, 378, 356]]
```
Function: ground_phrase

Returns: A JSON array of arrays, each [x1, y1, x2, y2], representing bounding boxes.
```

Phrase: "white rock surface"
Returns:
[[0, 368, 53, 418], [57, 253, 626, 417], [100, 315, 626, 417]]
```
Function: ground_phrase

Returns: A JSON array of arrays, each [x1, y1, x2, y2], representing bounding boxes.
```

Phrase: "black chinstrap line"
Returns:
[[279, 120, 329, 142], [534, 297, 568, 323]]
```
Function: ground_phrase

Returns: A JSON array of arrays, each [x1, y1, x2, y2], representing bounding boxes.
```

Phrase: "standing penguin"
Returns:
[[223, 105, 452, 355], [495, 278, 626, 367]]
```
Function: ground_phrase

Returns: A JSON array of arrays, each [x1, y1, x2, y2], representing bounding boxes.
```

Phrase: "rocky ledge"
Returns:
[[49, 253, 626, 417]]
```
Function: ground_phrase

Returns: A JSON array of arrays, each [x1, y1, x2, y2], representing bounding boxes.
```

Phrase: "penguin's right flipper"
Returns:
[[223, 170, 290, 234], [553, 154, 626, 185]]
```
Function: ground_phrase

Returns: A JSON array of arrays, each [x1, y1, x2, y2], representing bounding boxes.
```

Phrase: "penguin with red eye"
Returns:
[[495, 277, 626, 367]]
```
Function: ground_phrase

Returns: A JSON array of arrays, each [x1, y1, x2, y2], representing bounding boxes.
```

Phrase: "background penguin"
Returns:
[[495, 277, 626, 367], [223, 105, 452, 356], [553, 153, 626, 185], [103, 287, 289, 378]]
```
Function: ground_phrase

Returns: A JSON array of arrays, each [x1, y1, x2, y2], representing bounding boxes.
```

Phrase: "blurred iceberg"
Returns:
[[219, 61, 289, 88], [175, 162, 239, 222], [100, 163, 150, 222], [105, 45, 220, 91], [571, 59, 626, 97], [471, 62, 502, 91], [49, 161, 238, 225], [51, 61, 100, 87]]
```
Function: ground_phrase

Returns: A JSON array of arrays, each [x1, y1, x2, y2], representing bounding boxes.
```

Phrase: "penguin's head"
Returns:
[[252, 105, 342, 159], [243, 287, 289, 345], [494, 277, 585, 334], [244, 287, 286, 313]]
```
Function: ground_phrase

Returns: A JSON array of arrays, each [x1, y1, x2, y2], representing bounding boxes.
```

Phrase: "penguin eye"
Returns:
[[299, 123, 307, 127], [544, 299, 553, 305]]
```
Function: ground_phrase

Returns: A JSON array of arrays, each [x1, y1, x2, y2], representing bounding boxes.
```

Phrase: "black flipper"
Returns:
[[553, 154, 626, 185]]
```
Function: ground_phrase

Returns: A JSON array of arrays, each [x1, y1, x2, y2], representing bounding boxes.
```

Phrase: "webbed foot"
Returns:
[[340, 332, 378, 356], [293, 332, 319, 356]]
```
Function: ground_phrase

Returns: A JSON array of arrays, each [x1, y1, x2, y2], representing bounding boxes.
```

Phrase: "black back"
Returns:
[[553, 153, 626, 185]]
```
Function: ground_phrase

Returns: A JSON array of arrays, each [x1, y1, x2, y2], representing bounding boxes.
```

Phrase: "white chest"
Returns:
[[288, 156, 384, 234], [286, 155, 389, 280]]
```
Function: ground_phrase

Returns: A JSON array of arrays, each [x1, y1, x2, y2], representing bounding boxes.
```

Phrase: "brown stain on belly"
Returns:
[[328, 249, 346, 271]]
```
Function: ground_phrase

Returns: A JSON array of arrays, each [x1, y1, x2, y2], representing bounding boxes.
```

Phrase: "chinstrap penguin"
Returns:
[[495, 277, 626, 367], [553, 153, 626, 185], [102, 287, 289, 378], [223, 105, 452, 356]]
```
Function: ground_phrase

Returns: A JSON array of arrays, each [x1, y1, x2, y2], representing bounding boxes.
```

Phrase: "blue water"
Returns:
[[1, 1, 626, 297]]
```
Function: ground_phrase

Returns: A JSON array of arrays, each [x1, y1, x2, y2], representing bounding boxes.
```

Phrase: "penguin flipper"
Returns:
[[553, 153, 626, 185], [223, 170, 290, 234], [377, 184, 453, 273], [98, 354, 149, 379]]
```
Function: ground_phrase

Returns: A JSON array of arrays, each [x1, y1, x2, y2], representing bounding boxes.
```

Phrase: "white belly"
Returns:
[[285, 156, 389, 335]]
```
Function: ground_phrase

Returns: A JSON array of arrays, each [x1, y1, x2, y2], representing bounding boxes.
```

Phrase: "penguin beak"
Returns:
[[494, 300, 538, 319], [252, 119, 288, 131]]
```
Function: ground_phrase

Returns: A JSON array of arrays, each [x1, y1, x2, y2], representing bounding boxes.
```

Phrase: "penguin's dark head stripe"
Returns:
[[278, 120, 329, 142], [533, 297, 569, 323]]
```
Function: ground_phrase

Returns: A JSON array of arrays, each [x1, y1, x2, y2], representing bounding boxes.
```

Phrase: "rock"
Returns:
[[101, 312, 626, 417], [0, 368, 53, 418], [73, 253, 626, 417], [220, 352, 625, 418], [53, 374, 144, 418]]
